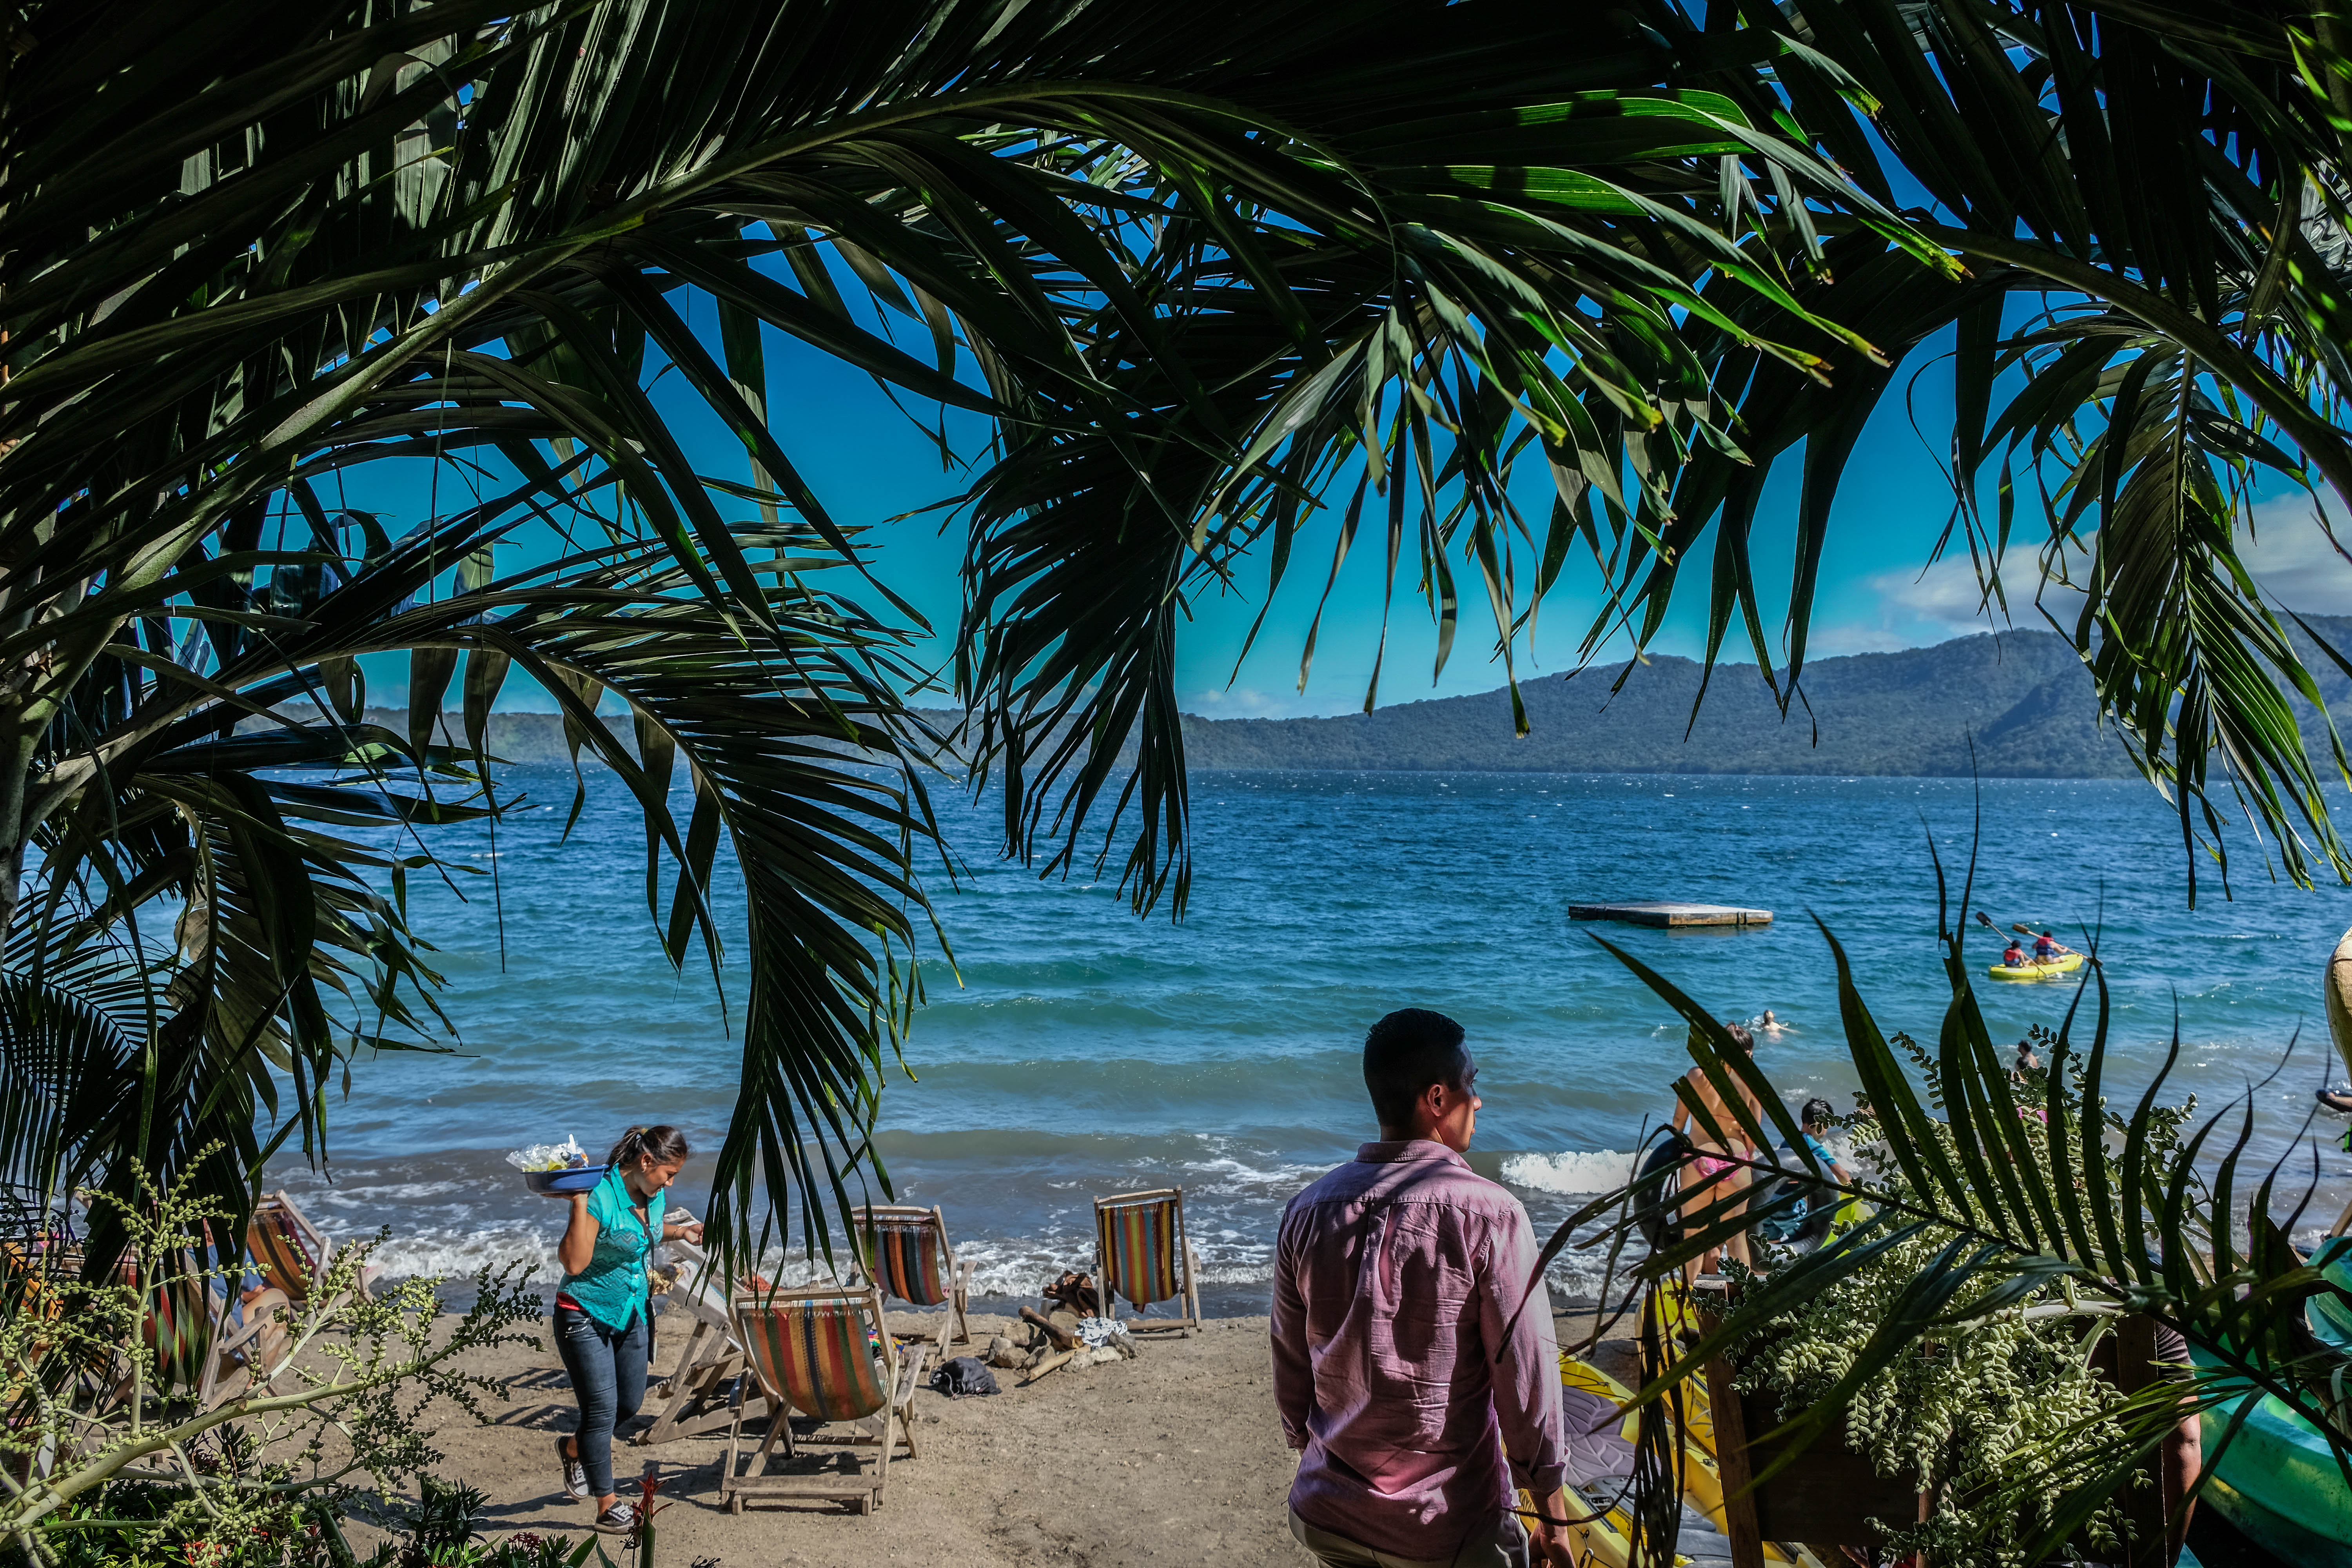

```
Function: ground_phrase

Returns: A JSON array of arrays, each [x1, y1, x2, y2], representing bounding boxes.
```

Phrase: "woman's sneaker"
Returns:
[[592, 1500, 638, 1535], [554, 1436, 588, 1499]]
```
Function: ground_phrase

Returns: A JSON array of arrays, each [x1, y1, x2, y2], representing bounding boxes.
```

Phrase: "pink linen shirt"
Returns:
[[1271, 1139, 1566, 1561]]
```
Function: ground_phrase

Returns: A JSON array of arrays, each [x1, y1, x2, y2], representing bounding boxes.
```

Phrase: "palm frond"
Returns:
[[1636, 0, 2352, 900]]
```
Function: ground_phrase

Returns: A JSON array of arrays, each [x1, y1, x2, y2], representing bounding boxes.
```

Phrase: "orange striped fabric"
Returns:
[[1098, 1198, 1179, 1307], [125, 1253, 214, 1392], [740, 1298, 887, 1423], [248, 1205, 319, 1300], [864, 1220, 945, 1307]]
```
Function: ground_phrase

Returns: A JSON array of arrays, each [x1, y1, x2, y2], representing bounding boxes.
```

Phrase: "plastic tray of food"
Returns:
[[523, 1164, 610, 1195]]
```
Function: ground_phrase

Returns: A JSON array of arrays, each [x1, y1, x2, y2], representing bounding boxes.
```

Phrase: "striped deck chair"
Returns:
[[247, 1192, 377, 1309], [114, 1250, 285, 1409], [855, 1205, 973, 1347], [636, 1237, 747, 1446], [720, 1283, 924, 1516], [1094, 1187, 1202, 1337]]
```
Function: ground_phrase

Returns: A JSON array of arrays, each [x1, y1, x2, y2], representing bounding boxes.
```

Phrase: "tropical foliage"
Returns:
[[1553, 848, 2352, 1564], [1720, 1025, 2182, 1564], [0, 1161, 541, 1567], [0, 0, 1941, 1268], [1632, 0, 2352, 904], [9, 0, 2352, 1280]]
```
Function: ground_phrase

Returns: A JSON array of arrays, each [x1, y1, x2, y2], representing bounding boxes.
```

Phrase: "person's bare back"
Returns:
[[1671, 1022, 1760, 1276], [1675, 1062, 1759, 1157]]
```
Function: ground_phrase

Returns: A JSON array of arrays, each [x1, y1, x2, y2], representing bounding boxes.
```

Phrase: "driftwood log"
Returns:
[[1021, 1348, 1077, 1385], [1019, 1306, 1081, 1350]]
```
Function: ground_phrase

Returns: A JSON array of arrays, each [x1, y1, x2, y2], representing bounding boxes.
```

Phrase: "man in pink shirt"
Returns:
[[1272, 1009, 1573, 1568]]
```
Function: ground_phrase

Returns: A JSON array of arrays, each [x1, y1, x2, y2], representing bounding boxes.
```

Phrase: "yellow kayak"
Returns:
[[1557, 1347, 1828, 1567], [1987, 951, 2083, 981]]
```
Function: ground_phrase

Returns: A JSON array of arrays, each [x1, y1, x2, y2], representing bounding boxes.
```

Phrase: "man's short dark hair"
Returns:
[[1725, 1022, 1755, 1053], [1364, 1009, 1469, 1131]]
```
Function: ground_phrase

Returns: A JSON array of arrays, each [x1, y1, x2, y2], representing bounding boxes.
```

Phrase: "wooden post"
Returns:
[[1705, 1348, 1769, 1568], [1693, 1281, 1769, 1568]]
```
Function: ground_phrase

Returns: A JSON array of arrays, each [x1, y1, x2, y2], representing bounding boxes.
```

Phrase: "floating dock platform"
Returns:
[[1569, 900, 1773, 928]]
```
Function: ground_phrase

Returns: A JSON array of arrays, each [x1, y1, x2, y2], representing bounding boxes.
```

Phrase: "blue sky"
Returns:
[[345, 298, 2352, 720]]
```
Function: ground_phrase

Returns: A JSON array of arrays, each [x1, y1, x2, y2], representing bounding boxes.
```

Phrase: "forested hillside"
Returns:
[[323, 623, 2352, 779], [1173, 622, 2352, 776]]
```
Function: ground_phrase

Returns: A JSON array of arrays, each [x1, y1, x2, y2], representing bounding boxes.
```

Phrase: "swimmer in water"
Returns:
[[1753, 1008, 1791, 1036]]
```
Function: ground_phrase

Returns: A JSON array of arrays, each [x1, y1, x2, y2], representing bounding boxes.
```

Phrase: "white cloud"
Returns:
[[2243, 491, 2352, 615], [1847, 552, 2089, 646], [1183, 686, 1359, 719], [1839, 489, 2352, 648], [1800, 619, 1945, 657]]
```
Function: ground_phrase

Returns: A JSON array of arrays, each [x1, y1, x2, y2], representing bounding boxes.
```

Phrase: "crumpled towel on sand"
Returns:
[[1073, 1317, 1137, 1356]]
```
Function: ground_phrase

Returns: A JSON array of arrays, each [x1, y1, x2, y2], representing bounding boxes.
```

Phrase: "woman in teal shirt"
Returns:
[[544, 1125, 702, 1533]]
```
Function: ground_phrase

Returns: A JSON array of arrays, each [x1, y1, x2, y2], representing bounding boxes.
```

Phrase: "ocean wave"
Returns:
[[1501, 1149, 1642, 1195], [361, 1225, 560, 1284]]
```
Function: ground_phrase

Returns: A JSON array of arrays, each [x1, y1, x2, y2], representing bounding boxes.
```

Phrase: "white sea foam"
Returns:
[[1178, 1154, 1326, 1194], [1501, 1149, 1642, 1196], [360, 1226, 559, 1283]]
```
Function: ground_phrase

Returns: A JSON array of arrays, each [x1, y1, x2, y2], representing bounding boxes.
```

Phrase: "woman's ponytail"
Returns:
[[606, 1124, 691, 1172]]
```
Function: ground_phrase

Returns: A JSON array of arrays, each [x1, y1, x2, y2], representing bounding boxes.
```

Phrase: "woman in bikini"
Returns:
[[1672, 1021, 1759, 1278]]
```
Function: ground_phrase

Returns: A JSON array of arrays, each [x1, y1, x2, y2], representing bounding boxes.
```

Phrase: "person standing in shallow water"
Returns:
[[1673, 1020, 1759, 1279], [1270, 1009, 1573, 1568], [540, 1125, 702, 1534]]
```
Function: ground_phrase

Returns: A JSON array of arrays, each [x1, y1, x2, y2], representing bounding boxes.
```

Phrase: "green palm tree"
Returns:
[[0, 0, 1922, 1267], [1635, 0, 2352, 904], [10, 0, 2352, 1290]]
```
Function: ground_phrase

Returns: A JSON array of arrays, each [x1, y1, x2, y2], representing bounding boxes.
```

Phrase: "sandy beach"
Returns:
[[347, 1300, 1628, 1568]]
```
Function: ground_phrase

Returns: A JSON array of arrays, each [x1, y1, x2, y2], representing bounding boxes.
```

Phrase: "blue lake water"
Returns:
[[271, 769, 2352, 1308]]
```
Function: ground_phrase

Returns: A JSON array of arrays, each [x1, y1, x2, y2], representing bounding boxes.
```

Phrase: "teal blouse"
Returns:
[[561, 1165, 666, 1332]]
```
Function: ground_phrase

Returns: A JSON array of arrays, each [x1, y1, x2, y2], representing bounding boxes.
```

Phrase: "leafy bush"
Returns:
[[1, 1164, 541, 1567], [1726, 1024, 2194, 1564]]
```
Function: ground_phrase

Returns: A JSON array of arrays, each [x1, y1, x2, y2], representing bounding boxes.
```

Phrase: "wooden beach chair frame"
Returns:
[[1093, 1186, 1202, 1337], [852, 1204, 975, 1347], [635, 1238, 747, 1446], [247, 1191, 377, 1310], [107, 1243, 290, 1411], [718, 1282, 924, 1516], [198, 1284, 294, 1408]]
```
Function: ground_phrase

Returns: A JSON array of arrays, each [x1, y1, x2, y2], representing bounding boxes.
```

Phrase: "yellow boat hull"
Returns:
[[1559, 1347, 1826, 1567], [1987, 951, 2083, 981]]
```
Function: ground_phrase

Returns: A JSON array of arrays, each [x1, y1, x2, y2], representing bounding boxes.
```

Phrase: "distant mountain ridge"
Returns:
[[305, 623, 2352, 779], [1169, 623, 2352, 777]]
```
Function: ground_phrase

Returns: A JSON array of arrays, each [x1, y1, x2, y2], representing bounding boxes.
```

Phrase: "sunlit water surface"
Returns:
[[269, 770, 2352, 1310]]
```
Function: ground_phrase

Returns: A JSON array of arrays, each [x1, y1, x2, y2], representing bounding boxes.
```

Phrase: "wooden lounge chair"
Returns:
[[1093, 1186, 1202, 1336], [635, 1238, 748, 1446], [854, 1205, 973, 1347], [718, 1282, 924, 1516], [247, 1191, 378, 1309]]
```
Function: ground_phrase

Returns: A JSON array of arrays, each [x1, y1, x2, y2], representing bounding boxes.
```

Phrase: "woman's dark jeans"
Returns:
[[554, 1303, 648, 1497]]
